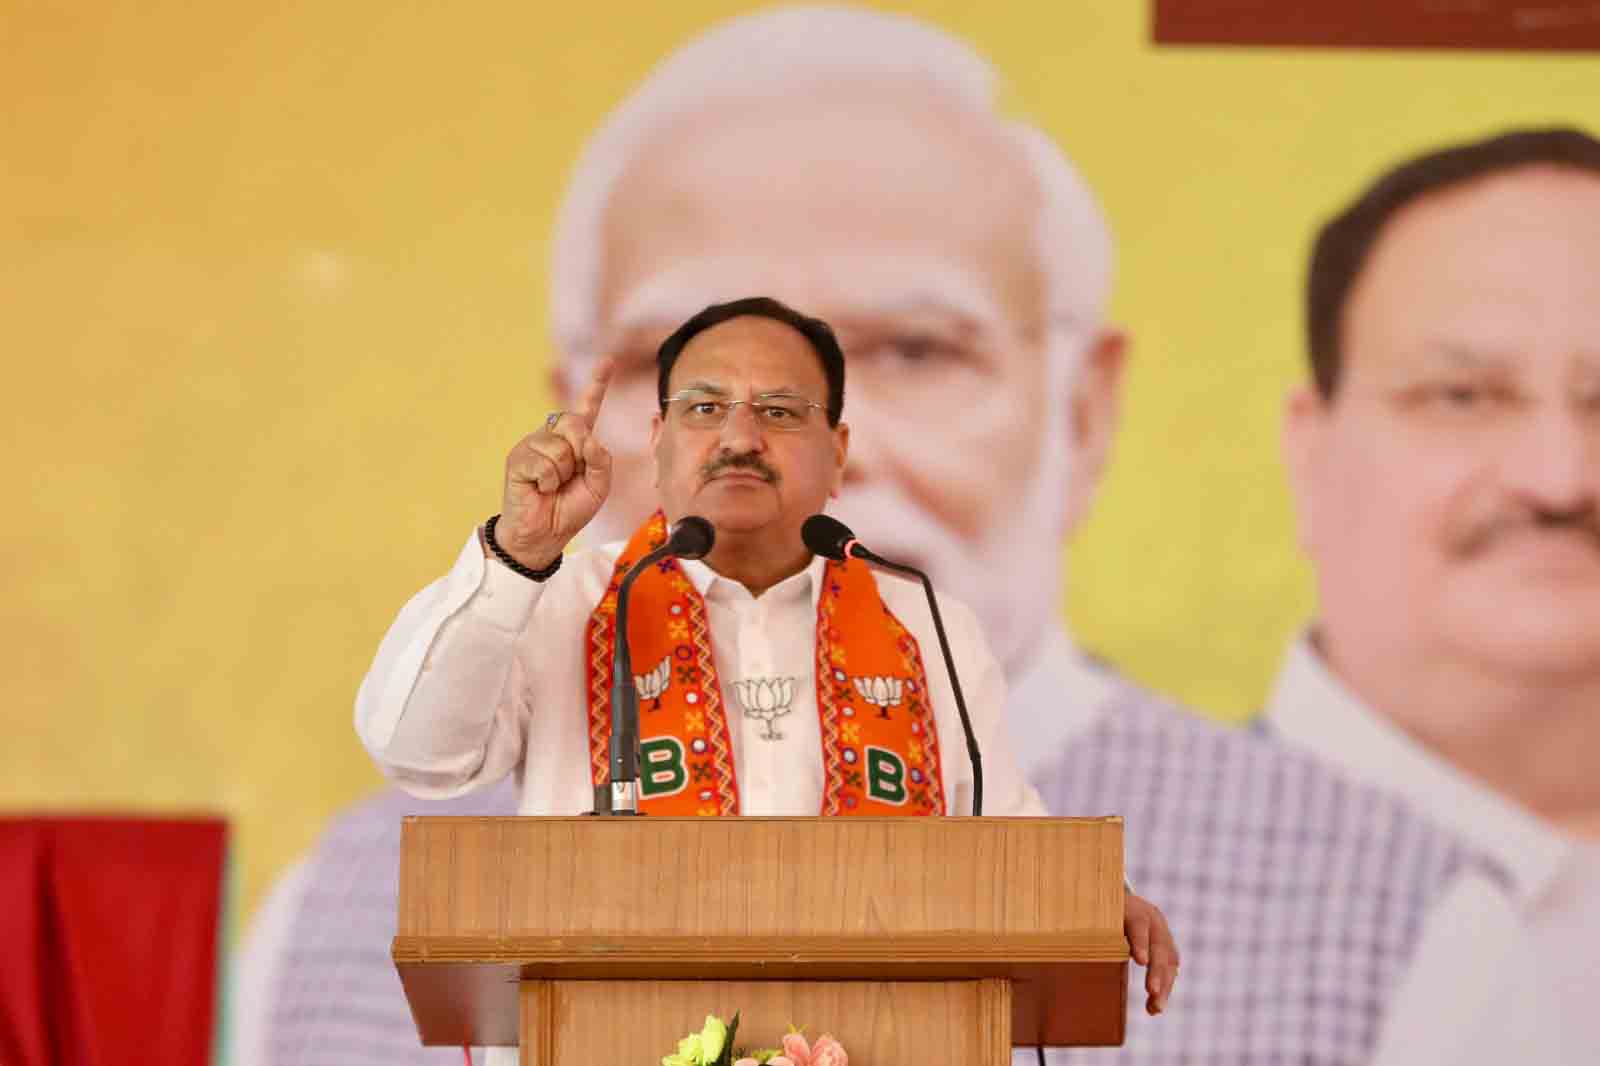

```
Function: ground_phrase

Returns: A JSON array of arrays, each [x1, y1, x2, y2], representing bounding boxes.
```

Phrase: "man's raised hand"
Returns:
[[494, 359, 615, 570]]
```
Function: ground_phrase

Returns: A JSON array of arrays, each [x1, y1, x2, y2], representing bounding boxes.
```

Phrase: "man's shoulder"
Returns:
[[991, 630, 1460, 858], [1036, 674, 1466, 884], [1040, 678, 1468, 1065], [1059, 674, 1383, 796]]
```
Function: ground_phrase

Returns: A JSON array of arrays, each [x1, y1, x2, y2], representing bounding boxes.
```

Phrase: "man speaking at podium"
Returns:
[[354, 296, 1179, 1037]]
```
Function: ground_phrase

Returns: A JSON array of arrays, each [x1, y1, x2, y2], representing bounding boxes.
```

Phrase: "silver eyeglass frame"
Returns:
[[662, 388, 828, 430]]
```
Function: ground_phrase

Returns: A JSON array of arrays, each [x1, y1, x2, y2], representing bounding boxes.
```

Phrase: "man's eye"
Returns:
[[691, 401, 721, 416], [1412, 381, 1495, 408], [888, 336, 950, 364], [1439, 385, 1483, 406], [763, 406, 795, 420], [854, 334, 960, 368], [1409, 381, 1521, 414]]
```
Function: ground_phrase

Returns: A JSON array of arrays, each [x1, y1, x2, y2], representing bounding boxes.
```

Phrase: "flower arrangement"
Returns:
[[663, 1014, 848, 1066]]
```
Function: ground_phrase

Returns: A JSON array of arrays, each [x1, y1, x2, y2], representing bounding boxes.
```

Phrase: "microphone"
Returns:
[[601, 515, 715, 815], [801, 514, 984, 816]]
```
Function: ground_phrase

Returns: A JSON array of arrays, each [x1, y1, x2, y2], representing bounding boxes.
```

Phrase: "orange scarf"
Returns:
[[585, 512, 946, 816]]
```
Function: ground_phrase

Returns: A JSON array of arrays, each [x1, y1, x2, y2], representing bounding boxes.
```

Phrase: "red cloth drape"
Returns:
[[0, 817, 227, 1066]]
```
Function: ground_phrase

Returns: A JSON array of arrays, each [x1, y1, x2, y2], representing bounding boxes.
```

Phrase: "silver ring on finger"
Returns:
[[544, 410, 566, 432]]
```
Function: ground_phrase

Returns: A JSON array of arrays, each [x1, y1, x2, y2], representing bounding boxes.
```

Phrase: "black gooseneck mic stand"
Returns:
[[594, 515, 716, 815], [800, 513, 984, 816]]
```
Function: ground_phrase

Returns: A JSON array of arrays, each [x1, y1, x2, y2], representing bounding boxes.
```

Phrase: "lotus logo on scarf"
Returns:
[[634, 656, 671, 710], [851, 675, 905, 719], [731, 677, 797, 741]]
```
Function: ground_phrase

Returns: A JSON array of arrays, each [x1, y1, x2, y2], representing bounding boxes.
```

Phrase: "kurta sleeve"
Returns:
[[353, 527, 545, 797]]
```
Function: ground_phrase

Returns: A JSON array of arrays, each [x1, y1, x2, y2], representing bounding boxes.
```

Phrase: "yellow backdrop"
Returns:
[[6, 1, 1598, 923]]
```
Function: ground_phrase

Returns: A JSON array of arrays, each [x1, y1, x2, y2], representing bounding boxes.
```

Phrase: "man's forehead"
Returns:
[[1363, 167, 1600, 279], [1343, 168, 1600, 368], [592, 83, 1046, 344], [631, 75, 1024, 190], [602, 260, 1009, 347], [668, 316, 821, 379]]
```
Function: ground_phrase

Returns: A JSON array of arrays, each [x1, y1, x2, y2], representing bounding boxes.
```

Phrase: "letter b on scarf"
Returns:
[[639, 737, 687, 797], [865, 747, 908, 805]]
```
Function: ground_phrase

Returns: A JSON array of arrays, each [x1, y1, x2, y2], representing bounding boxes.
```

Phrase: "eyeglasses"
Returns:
[[663, 389, 828, 431]]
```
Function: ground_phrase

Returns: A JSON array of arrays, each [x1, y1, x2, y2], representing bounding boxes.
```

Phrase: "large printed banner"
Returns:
[[5, 3, 1598, 1063]]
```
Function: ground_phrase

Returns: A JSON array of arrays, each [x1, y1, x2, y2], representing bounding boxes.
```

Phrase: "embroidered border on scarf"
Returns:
[[585, 512, 944, 817], [814, 559, 946, 815], [585, 513, 738, 815]]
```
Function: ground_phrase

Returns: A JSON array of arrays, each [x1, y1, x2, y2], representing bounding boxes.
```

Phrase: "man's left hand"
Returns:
[[1125, 891, 1179, 1015]]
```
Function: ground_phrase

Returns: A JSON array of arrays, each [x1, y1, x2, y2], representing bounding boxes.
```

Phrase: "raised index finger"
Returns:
[[573, 357, 615, 427]]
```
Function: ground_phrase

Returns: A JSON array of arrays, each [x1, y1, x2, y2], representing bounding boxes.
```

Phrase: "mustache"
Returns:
[[1452, 503, 1600, 557], [701, 451, 780, 484]]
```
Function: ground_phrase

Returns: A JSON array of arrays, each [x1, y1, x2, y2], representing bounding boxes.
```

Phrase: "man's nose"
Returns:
[[1497, 402, 1599, 513], [717, 401, 767, 452]]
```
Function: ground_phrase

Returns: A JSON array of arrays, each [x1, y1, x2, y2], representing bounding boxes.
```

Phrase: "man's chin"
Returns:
[[1445, 591, 1600, 683], [689, 496, 783, 537]]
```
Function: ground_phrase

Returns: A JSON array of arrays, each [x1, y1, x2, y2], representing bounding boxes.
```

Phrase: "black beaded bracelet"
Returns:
[[484, 514, 563, 582]]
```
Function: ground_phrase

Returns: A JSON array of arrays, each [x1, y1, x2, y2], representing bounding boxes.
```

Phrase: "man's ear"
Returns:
[[648, 412, 664, 487], [829, 422, 851, 498], [1060, 328, 1128, 534], [1282, 384, 1329, 556]]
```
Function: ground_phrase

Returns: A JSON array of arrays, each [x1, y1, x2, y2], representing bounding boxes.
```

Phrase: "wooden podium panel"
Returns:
[[520, 978, 1012, 1066], [394, 816, 1128, 1057]]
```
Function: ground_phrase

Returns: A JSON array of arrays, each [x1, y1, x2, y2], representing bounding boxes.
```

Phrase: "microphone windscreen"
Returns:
[[801, 513, 854, 561], [668, 515, 716, 560]]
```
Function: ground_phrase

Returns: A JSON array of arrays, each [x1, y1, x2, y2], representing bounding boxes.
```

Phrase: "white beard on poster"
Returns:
[[830, 422, 1075, 677]]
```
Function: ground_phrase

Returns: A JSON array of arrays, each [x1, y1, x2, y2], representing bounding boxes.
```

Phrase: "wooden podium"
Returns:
[[394, 816, 1128, 1064]]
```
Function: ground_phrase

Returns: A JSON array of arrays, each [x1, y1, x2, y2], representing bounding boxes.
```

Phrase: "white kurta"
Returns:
[[355, 528, 1045, 820], [1265, 636, 1600, 1066]]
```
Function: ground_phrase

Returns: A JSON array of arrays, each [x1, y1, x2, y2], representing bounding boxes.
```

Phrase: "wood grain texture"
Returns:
[[396, 816, 1128, 1053], [976, 978, 1012, 1064], [524, 979, 1017, 1066], [397, 817, 1124, 938], [398, 958, 1129, 1050], [519, 980, 554, 1066], [397, 931, 1127, 971]]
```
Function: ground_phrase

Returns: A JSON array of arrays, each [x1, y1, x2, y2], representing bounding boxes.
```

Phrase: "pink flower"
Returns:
[[781, 1033, 812, 1066], [810, 1035, 847, 1066]]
